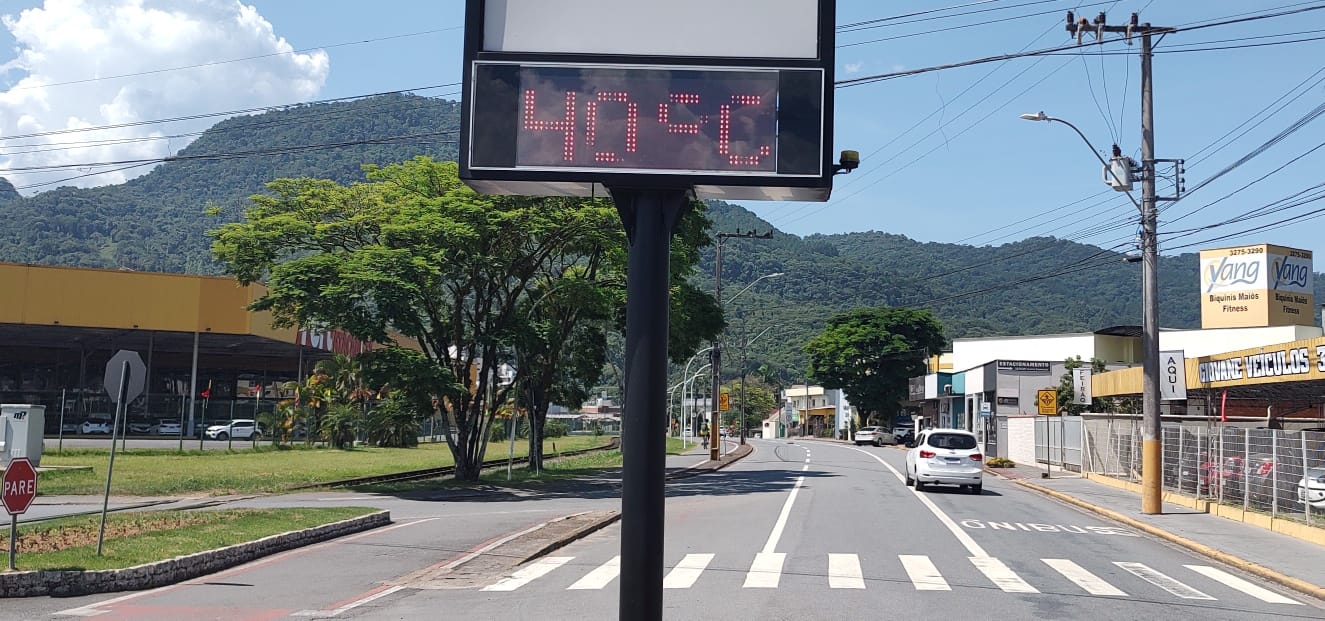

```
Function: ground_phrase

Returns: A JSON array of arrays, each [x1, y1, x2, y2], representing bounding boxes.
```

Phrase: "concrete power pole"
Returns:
[[1068, 11, 1178, 515], [710, 229, 774, 460]]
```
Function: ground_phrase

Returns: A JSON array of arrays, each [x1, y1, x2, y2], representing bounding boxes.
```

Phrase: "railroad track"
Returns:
[[289, 436, 621, 490]]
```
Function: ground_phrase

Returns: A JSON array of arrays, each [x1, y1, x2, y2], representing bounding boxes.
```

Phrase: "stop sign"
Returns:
[[2, 457, 37, 515]]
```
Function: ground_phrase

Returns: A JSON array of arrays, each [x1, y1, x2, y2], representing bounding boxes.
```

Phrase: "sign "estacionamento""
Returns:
[[1198, 345, 1324, 383]]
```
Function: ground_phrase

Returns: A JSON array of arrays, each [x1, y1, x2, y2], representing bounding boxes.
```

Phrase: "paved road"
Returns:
[[361, 439, 1325, 620], [8, 440, 1322, 620]]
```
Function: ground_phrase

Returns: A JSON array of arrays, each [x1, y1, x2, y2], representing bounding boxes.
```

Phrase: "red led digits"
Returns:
[[657, 93, 701, 135], [523, 89, 576, 161], [589, 92, 637, 163], [719, 95, 771, 167]]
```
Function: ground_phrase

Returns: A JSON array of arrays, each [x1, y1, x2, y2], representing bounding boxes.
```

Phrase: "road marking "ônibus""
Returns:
[[959, 519, 1137, 536]]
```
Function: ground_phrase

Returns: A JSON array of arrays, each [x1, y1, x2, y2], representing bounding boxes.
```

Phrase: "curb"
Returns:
[[666, 443, 755, 480], [515, 510, 621, 565], [0, 510, 391, 598], [1008, 477, 1325, 602]]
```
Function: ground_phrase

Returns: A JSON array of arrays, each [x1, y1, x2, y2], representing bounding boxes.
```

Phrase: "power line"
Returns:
[[0, 83, 461, 143], [4, 27, 461, 92], [838, 2, 1114, 48], [839, 0, 1050, 31], [0, 129, 459, 175]]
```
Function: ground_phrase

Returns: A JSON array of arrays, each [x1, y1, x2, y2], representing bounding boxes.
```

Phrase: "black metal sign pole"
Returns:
[[613, 187, 688, 621]]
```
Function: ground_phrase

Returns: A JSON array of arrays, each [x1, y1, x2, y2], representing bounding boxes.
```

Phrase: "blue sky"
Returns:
[[1, 1, 1323, 259]]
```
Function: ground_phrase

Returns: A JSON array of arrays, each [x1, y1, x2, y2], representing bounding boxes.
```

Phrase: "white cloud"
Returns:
[[0, 0, 329, 192], [844, 61, 863, 75]]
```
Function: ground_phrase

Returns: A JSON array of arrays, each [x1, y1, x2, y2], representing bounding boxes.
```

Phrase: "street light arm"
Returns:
[[724, 272, 785, 306], [1023, 112, 1143, 213]]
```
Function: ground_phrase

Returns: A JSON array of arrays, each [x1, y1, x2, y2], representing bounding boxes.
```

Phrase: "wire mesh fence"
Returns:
[[1084, 416, 1325, 526]]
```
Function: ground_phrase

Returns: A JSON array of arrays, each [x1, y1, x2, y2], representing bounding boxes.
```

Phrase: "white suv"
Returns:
[[205, 419, 262, 441], [905, 429, 983, 494]]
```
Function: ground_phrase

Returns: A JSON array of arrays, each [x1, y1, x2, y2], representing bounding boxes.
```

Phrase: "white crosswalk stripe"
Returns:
[[664, 554, 714, 589], [481, 551, 1302, 607], [1114, 562, 1214, 600], [971, 557, 1039, 593], [1184, 565, 1301, 605], [482, 556, 573, 592], [899, 554, 950, 591], [827, 553, 865, 589], [742, 552, 786, 588], [567, 555, 620, 590], [1042, 559, 1128, 597]]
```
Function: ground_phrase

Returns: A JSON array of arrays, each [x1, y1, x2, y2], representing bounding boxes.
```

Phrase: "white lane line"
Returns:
[[899, 555, 950, 591], [663, 553, 714, 589], [761, 449, 810, 554], [742, 552, 786, 588], [291, 585, 406, 617], [57, 518, 440, 617], [1043, 559, 1127, 597], [830, 443, 989, 558], [828, 553, 866, 589], [971, 557, 1039, 593], [1115, 562, 1215, 600], [1184, 565, 1301, 605], [567, 556, 621, 590], [482, 556, 574, 592]]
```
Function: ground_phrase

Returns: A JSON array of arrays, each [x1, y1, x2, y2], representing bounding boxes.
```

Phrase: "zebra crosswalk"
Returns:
[[479, 552, 1304, 606]]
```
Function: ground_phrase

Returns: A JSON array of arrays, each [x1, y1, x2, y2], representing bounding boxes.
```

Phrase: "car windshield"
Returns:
[[928, 433, 977, 450]]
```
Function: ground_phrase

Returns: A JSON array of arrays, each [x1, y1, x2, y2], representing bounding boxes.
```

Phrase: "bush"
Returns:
[[986, 456, 1015, 468], [364, 396, 420, 447], [544, 420, 569, 438]]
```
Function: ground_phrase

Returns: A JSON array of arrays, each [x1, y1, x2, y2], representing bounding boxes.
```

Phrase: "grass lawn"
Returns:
[[0, 507, 376, 572], [356, 435, 697, 492], [36, 435, 611, 496]]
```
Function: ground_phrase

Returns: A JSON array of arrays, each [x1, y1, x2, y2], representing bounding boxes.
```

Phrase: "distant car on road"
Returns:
[[905, 428, 983, 494], [128, 420, 154, 435], [153, 420, 182, 435], [80, 420, 111, 435], [205, 419, 262, 441], [853, 426, 888, 446]]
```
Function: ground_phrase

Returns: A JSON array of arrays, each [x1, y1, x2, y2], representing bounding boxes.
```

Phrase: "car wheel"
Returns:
[[905, 470, 914, 487], [971, 484, 982, 495], [915, 480, 925, 491], [217, 432, 229, 441]]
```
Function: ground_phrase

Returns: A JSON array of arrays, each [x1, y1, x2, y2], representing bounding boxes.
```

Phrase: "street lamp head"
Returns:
[[1019, 112, 1049, 122], [767, 272, 785, 278]]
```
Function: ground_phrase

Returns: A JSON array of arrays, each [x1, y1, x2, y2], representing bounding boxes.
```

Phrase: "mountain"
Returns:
[[0, 94, 460, 272], [0, 93, 1313, 381]]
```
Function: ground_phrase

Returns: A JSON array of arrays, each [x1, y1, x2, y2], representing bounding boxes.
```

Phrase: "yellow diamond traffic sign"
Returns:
[[1037, 389, 1058, 415]]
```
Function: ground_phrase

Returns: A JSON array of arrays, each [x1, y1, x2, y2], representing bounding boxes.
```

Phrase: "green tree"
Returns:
[[804, 307, 946, 422], [720, 378, 777, 434], [212, 158, 608, 479]]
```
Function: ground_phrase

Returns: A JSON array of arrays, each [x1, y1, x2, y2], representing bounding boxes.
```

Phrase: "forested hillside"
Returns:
[[0, 93, 1313, 381]]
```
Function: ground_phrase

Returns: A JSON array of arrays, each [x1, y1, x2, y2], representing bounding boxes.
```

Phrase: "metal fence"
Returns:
[[1083, 416, 1325, 526], [1035, 415, 1083, 470]]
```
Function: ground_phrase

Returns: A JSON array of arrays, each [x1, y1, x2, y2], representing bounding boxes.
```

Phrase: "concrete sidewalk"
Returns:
[[989, 462, 1325, 600]]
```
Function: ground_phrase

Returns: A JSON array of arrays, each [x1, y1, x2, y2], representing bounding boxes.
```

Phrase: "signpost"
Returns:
[[97, 350, 145, 556], [1073, 368, 1092, 406], [3, 456, 36, 570], [1037, 389, 1058, 416], [1160, 350, 1187, 401], [460, 3, 838, 618]]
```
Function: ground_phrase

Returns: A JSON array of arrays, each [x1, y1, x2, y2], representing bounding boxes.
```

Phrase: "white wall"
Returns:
[[1158, 325, 1322, 358], [1007, 416, 1036, 467], [953, 333, 1097, 372]]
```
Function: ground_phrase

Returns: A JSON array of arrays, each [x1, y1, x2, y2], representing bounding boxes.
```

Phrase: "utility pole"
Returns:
[[710, 229, 774, 460], [1068, 11, 1177, 515]]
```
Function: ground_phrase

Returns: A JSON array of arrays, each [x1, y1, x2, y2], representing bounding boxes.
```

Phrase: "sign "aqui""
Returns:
[[1161, 350, 1187, 401]]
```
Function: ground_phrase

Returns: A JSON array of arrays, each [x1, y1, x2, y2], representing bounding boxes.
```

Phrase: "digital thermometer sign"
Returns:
[[466, 62, 825, 188]]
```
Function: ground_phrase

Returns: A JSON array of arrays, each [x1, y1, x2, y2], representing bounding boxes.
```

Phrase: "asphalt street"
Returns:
[[6, 439, 1323, 620]]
